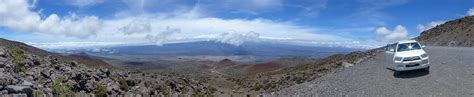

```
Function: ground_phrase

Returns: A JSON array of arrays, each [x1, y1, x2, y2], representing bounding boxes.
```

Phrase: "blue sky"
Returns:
[[0, 0, 474, 49]]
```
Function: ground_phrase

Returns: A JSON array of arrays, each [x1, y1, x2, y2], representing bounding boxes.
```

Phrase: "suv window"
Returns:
[[385, 44, 396, 52], [397, 42, 421, 52]]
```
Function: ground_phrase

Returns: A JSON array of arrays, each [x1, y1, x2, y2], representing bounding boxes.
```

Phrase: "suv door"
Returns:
[[384, 44, 396, 68]]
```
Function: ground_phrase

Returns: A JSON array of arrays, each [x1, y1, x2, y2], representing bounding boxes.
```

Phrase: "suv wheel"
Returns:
[[394, 71, 402, 75], [423, 67, 430, 72]]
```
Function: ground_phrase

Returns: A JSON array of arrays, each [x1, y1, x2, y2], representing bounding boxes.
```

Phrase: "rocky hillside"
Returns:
[[228, 48, 383, 92], [0, 38, 215, 96], [0, 38, 112, 69], [416, 16, 474, 47]]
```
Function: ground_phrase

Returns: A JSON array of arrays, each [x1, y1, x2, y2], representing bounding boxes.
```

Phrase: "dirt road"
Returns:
[[276, 46, 474, 96]]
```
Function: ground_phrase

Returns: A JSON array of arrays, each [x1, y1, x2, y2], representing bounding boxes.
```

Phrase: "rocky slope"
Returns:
[[416, 15, 474, 47], [0, 38, 215, 96], [228, 48, 383, 93]]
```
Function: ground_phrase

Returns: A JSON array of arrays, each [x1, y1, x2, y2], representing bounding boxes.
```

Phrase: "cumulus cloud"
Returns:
[[93, 11, 348, 46], [215, 31, 260, 46], [119, 18, 152, 35], [27, 41, 125, 49], [101, 0, 345, 46], [468, 8, 474, 16], [375, 25, 409, 42], [416, 21, 446, 32], [144, 27, 181, 46], [0, 0, 102, 38], [1, 0, 362, 48]]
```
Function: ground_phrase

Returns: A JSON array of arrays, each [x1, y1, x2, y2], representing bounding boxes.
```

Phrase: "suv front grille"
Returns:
[[403, 56, 421, 61]]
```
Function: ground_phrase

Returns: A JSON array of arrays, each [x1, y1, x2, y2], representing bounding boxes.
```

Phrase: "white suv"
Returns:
[[385, 40, 429, 74]]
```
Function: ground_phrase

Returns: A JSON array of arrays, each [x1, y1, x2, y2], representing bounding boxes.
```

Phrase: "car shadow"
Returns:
[[386, 68, 429, 78]]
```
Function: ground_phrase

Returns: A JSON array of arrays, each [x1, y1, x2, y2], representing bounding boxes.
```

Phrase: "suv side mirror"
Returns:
[[422, 45, 426, 48], [385, 48, 395, 53]]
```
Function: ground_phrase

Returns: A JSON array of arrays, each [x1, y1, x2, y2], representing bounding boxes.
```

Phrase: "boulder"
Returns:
[[43, 88, 52, 93], [60, 65, 72, 72], [0, 47, 6, 57], [40, 70, 50, 79], [49, 57, 58, 65], [5, 85, 33, 97], [0, 59, 12, 68], [0, 74, 16, 86], [0, 57, 8, 67], [341, 62, 354, 67], [28, 55, 41, 66], [21, 80, 33, 86], [70, 61, 78, 67], [0, 90, 7, 94]]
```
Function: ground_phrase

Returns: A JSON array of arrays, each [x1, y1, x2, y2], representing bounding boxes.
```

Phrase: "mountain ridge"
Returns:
[[67, 41, 359, 57], [416, 16, 474, 47]]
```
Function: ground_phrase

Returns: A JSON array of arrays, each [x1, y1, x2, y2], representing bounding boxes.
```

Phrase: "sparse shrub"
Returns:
[[9, 46, 25, 63], [94, 85, 108, 97], [192, 88, 215, 97], [252, 84, 262, 91], [181, 87, 189, 94], [118, 78, 129, 91], [13, 63, 27, 73], [53, 79, 62, 94], [207, 87, 217, 95], [34, 90, 44, 97], [158, 85, 170, 95], [296, 77, 307, 84], [53, 79, 74, 97], [230, 78, 243, 86], [9, 47, 27, 73]]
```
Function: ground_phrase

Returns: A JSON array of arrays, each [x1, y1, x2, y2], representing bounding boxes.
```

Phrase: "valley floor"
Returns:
[[276, 46, 474, 96]]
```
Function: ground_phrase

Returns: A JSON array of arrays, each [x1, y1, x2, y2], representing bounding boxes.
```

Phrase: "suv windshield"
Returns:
[[397, 42, 421, 52]]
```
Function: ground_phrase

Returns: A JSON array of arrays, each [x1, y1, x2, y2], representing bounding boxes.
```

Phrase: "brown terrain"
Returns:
[[416, 15, 474, 47]]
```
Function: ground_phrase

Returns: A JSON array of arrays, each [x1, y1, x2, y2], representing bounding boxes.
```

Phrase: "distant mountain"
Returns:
[[94, 41, 359, 57], [416, 16, 474, 47]]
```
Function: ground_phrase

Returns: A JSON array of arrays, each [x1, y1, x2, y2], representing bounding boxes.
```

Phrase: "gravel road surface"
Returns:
[[276, 46, 474, 96]]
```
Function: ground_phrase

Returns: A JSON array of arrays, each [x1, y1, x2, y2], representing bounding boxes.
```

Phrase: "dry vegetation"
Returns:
[[228, 48, 383, 92], [416, 15, 474, 47]]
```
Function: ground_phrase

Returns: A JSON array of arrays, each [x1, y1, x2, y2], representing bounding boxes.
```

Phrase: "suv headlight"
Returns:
[[421, 54, 428, 58], [394, 57, 403, 61]]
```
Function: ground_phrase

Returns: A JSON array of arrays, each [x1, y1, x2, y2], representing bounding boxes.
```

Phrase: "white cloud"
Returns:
[[1, 0, 368, 49], [27, 41, 126, 49], [96, 15, 347, 46], [119, 18, 152, 35], [375, 25, 409, 42], [145, 27, 181, 46], [468, 7, 474, 16], [0, 0, 102, 38], [299, 0, 328, 17], [416, 21, 445, 32], [215, 31, 260, 46]]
